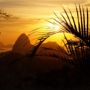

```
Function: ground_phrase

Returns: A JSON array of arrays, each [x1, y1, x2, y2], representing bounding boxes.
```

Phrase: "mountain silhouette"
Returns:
[[41, 42, 64, 51], [12, 33, 68, 58], [12, 33, 32, 55], [36, 42, 68, 59]]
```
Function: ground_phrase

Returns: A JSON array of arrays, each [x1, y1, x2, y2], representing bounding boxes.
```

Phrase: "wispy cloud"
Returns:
[[0, 0, 87, 18], [0, 0, 86, 8]]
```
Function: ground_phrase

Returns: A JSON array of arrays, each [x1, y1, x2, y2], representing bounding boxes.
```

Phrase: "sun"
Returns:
[[47, 23, 60, 32]]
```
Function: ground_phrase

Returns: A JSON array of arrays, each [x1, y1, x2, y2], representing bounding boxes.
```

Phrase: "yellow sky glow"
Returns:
[[0, 0, 89, 18], [0, 0, 90, 46]]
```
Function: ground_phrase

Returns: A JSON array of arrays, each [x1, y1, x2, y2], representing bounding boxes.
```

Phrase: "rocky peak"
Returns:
[[12, 33, 32, 55]]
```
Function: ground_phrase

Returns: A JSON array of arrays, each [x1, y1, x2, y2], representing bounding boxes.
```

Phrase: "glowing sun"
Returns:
[[48, 23, 60, 32]]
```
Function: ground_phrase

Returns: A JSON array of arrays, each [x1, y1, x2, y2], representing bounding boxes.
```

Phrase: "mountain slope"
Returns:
[[12, 33, 32, 55]]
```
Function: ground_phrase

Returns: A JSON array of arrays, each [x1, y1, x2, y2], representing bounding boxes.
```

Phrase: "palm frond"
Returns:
[[76, 5, 81, 35], [59, 5, 90, 47], [68, 8, 77, 33], [79, 5, 83, 37], [30, 31, 57, 57], [86, 8, 90, 46], [82, 7, 86, 38], [29, 5, 90, 60]]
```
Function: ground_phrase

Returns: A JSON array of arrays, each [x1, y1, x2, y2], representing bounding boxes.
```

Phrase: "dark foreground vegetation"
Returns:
[[0, 51, 90, 90]]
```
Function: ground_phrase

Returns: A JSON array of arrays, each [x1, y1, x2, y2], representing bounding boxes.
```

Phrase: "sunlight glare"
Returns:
[[48, 23, 60, 32]]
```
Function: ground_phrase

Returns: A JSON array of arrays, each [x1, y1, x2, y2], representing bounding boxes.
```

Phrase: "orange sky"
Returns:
[[0, 0, 89, 18], [0, 0, 90, 46]]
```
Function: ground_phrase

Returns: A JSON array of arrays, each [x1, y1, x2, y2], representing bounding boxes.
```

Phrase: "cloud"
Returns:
[[0, 0, 86, 8], [0, 0, 87, 18]]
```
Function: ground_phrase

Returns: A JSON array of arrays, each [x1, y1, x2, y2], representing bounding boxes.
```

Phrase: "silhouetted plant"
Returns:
[[29, 31, 58, 57], [60, 5, 90, 63], [29, 5, 90, 62], [60, 5, 90, 46]]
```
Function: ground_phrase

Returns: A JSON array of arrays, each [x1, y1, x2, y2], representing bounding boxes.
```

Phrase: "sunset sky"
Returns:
[[0, 0, 89, 18], [0, 0, 90, 47]]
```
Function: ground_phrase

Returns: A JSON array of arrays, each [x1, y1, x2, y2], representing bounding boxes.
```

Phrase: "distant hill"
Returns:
[[36, 42, 68, 59], [12, 33, 33, 55], [12, 33, 68, 58]]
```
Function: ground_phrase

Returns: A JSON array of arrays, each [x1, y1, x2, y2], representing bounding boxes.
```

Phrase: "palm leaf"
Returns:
[[79, 5, 83, 37], [59, 5, 90, 47], [76, 5, 81, 35], [82, 7, 86, 38], [86, 8, 89, 39], [68, 8, 78, 33], [30, 31, 57, 57]]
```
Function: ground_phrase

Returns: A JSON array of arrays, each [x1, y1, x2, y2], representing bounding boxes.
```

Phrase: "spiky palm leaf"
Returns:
[[60, 5, 90, 46], [29, 5, 90, 61], [29, 31, 58, 57]]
